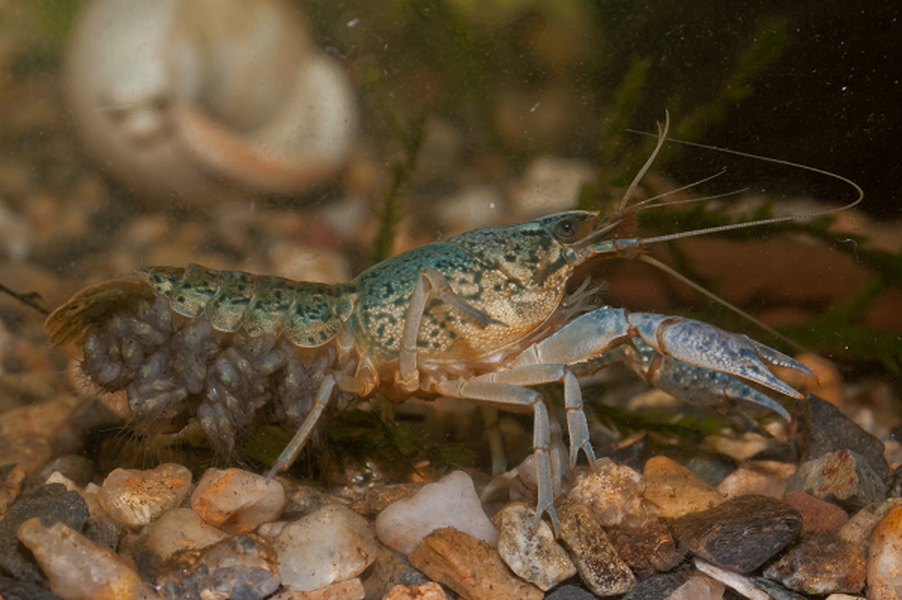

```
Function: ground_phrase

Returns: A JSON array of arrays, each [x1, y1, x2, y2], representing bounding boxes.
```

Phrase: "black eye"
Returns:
[[552, 217, 579, 241]]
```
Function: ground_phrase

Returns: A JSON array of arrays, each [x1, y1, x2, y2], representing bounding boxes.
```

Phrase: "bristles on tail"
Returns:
[[44, 273, 155, 348]]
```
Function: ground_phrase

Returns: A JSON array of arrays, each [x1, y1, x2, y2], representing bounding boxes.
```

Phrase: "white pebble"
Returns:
[[147, 508, 230, 560], [666, 574, 725, 600], [190, 468, 286, 534], [17, 518, 160, 600], [693, 558, 768, 600], [274, 504, 378, 592], [375, 470, 497, 554]]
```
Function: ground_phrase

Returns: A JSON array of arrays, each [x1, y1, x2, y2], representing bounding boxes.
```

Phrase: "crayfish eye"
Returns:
[[552, 217, 579, 241]]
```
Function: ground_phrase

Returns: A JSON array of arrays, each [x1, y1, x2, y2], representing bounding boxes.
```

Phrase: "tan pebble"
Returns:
[[570, 457, 648, 527], [97, 463, 192, 528], [0, 463, 27, 516], [642, 456, 726, 519], [409, 527, 543, 600], [706, 431, 770, 461], [773, 353, 844, 408], [556, 499, 636, 596], [191, 468, 286, 534], [868, 505, 902, 600], [509, 156, 594, 220], [269, 241, 350, 285], [717, 460, 797, 499], [838, 498, 902, 554], [381, 582, 450, 600]]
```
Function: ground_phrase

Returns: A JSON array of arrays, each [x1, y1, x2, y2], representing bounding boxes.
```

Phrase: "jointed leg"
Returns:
[[474, 364, 596, 469], [433, 378, 560, 530], [398, 268, 505, 394]]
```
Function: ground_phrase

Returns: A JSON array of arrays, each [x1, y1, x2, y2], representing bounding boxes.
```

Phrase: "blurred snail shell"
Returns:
[[64, 0, 356, 204]]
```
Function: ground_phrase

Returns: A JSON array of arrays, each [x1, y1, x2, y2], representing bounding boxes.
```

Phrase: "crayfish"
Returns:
[[44, 120, 862, 528]]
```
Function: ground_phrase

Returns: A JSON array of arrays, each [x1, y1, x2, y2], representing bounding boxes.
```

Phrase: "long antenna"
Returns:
[[620, 121, 863, 350]]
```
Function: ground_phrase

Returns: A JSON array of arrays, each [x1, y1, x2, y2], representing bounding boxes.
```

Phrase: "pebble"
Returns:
[[750, 576, 808, 600], [382, 582, 451, 600], [29, 456, 97, 489], [80, 483, 126, 550], [783, 490, 849, 533], [496, 504, 576, 591], [763, 531, 866, 595], [509, 156, 594, 219], [0, 483, 90, 583], [375, 470, 497, 555], [544, 584, 599, 600], [693, 558, 769, 600], [621, 571, 690, 600], [97, 464, 192, 528], [280, 479, 348, 520], [274, 504, 378, 592], [0, 462, 27, 515], [408, 527, 543, 600], [607, 522, 684, 575], [642, 456, 726, 519], [684, 454, 737, 488], [190, 468, 287, 534], [435, 185, 507, 234], [670, 494, 801, 573], [147, 507, 230, 560], [269, 578, 365, 599], [838, 498, 902, 553], [786, 449, 887, 513], [795, 394, 890, 481], [867, 504, 902, 600], [156, 534, 279, 600], [16, 518, 159, 600], [569, 457, 648, 527], [716, 460, 796, 499], [665, 573, 725, 600], [556, 498, 636, 596], [348, 483, 420, 520]]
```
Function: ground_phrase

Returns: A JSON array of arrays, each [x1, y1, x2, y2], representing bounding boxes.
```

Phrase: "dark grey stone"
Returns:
[[0, 484, 89, 583], [750, 578, 807, 600], [0, 575, 65, 600], [156, 535, 279, 600], [671, 494, 801, 573], [796, 394, 889, 481], [545, 584, 600, 600], [621, 571, 690, 600]]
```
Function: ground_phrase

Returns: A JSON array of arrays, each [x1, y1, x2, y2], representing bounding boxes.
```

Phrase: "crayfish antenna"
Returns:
[[619, 111, 671, 212], [617, 126, 864, 355]]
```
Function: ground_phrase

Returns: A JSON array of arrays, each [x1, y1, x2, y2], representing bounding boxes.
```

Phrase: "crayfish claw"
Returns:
[[632, 315, 812, 400]]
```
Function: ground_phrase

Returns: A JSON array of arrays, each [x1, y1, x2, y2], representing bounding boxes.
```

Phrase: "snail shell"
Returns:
[[64, 0, 356, 204]]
